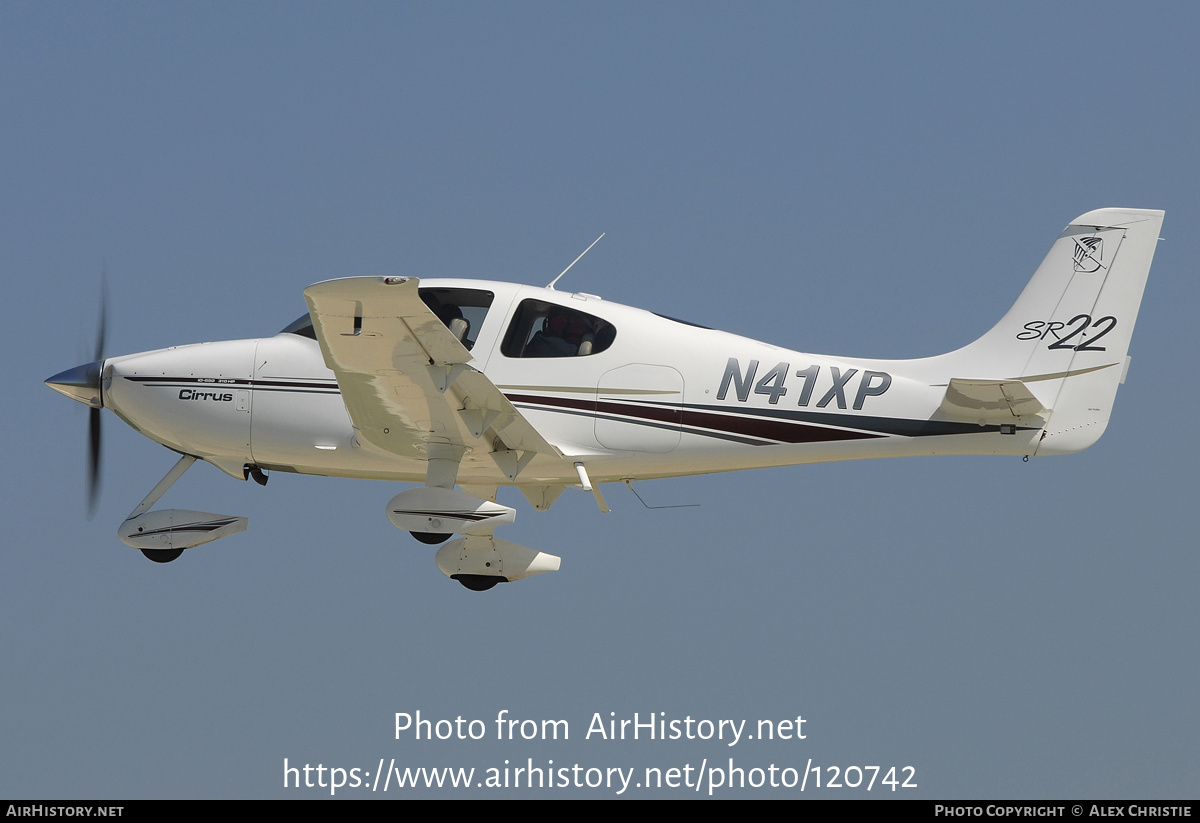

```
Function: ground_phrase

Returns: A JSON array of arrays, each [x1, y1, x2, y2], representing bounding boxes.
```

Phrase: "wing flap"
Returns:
[[453, 369, 556, 455]]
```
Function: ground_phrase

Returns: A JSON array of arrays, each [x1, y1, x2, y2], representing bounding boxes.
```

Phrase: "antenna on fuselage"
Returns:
[[547, 232, 604, 290]]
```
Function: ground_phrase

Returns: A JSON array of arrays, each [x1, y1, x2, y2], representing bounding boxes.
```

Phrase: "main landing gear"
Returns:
[[388, 451, 561, 591]]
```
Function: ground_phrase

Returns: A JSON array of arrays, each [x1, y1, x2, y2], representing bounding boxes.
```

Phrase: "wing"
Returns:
[[303, 277, 561, 479]]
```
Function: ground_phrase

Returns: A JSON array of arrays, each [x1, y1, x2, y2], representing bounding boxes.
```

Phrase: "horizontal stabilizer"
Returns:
[[940, 378, 1048, 423]]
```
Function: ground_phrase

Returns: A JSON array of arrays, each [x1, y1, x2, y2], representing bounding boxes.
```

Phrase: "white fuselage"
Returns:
[[101, 279, 1042, 489]]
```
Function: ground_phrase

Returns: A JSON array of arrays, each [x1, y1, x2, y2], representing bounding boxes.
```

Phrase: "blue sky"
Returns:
[[3, 2, 1197, 798]]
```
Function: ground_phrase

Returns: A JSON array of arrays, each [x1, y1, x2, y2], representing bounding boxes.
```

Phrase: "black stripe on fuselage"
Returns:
[[121, 377, 1034, 444], [506, 392, 1035, 445], [122, 376, 341, 394], [636, 399, 1032, 439], [507, 392, 884, 446]]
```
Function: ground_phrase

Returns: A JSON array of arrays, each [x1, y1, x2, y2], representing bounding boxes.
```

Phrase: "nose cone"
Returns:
[[45, 361, 104, 408]]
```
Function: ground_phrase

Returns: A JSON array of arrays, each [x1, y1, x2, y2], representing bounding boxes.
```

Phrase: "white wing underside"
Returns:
[[303, 277, 561, 479]]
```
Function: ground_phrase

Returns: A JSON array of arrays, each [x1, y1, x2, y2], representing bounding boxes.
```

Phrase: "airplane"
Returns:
[[45, 208, 1163, 591]]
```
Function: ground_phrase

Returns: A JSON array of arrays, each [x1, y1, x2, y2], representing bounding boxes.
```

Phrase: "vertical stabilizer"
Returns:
[[942, 208, 1163, 454]]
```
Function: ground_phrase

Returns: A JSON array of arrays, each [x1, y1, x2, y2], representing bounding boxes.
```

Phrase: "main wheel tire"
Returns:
[[452, 574, 505, 592], [141, 548, 184, 564], [411, 531, 452, 545]]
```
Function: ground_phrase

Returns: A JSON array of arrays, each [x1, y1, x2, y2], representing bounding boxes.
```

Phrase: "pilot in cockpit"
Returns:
[[423, 296, 474, 350], [524, 308, 589, 357]]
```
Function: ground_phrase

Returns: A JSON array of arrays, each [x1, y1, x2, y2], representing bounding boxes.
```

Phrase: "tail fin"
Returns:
[[942, 208, 1163, 454]]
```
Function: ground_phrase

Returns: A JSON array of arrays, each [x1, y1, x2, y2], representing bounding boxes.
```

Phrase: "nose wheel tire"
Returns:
[[411, 531, 452, 545]]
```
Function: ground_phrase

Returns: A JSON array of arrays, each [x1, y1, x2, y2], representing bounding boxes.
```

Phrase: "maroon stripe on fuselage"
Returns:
[[504, 393, 883, 445]]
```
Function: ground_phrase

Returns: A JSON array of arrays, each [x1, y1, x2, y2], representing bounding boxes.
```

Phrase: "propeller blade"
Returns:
[[94, 269, 108, 362], [87, 406, 102, 519], [87, 271, 108, 518]]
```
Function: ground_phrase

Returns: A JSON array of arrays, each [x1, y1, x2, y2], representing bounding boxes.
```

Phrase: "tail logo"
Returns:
[[1073, 236, 1104, 273]]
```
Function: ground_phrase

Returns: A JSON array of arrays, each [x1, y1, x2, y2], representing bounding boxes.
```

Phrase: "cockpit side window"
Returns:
[[280, 314, 317, 339], [501, 299, 616, 358], [419, 288, 494, 351]]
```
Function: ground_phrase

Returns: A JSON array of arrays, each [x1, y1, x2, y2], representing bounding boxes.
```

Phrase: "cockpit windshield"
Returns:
[[280, 314, 317, 339]]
